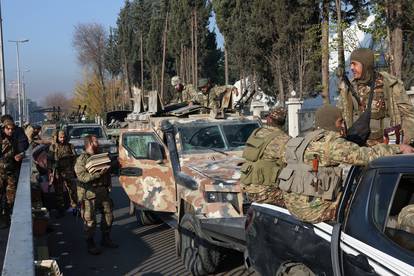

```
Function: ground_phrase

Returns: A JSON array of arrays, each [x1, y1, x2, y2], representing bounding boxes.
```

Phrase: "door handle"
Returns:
[[120, 167, 142, 176]]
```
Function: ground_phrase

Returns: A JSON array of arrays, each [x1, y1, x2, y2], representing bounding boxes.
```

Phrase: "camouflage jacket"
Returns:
[[256, 126, 290, 162], [303, 130, 401, 166], [338, 71, 414, 142], [48, 143, 76, 173], [0, 135, 16, 172], [198, 85, 231, 109], [75, 152, 111, 188]]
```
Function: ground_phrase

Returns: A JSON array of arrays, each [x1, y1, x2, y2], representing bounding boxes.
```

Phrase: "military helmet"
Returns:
[[171, 76, 182, 86], [197, 78, 209, 89]]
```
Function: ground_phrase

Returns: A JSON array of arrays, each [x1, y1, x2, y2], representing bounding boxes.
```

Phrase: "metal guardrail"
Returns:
[[1, 151, 34, 276]]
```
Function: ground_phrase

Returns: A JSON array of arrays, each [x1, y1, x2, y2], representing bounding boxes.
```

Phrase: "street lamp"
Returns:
[[8, 39, 29, 126], [22, 69, 30, 122]]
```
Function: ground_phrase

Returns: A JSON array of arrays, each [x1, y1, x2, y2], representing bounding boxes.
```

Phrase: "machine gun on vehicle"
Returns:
[[234, 87, 257, 112]]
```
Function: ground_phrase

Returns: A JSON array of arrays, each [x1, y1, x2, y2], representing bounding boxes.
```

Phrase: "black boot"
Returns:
[[87, 238, 102, 255], [101, 233, 119, 248]]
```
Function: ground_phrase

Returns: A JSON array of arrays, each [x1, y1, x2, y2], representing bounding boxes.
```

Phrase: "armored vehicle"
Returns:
[[118, 111, 260, 275]]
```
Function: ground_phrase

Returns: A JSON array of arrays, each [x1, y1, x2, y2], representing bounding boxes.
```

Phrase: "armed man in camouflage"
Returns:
[[48, 130, 77, 217], [337, 48, 414, 145], [282, 104, 414, 223], [75, 135, 117, 255], [0, 120, 23, 228], [171, 75, 202, 104], [26, 124, 46, 148], [241, 107, 289, 204], [197, 78, 235, 118]]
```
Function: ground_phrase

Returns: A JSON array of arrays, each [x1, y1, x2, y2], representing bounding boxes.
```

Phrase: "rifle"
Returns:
[[345, 80, 375, 146], [234, 88, 250, 111], [342, 73, 362, 108]]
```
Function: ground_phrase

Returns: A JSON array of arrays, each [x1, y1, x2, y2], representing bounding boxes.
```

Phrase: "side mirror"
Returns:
[[147, 142, 164, 161]]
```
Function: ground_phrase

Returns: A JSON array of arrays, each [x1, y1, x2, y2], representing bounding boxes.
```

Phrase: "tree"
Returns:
[[43, 92, 73, 113], [72, 23, 108, 111]]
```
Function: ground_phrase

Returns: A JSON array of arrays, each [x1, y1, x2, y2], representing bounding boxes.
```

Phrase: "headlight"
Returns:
[[75, 147, 84, 155], [109, 146, 118, 154], [205, 192, 239, 212]]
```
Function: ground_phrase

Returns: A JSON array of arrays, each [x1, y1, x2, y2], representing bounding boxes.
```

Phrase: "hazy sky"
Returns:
[[2, 0, 126, 104], [2, 1, 224, 106]]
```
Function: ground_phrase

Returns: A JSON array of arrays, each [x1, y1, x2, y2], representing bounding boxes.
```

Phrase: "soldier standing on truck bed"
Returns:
[[197, 78, 234, 118], [170, 75, 201, 104], [48, 130, 77, 218], [75, 135, 118, 255], [0, 120, 22, 228], [337, 48, 414, 146]]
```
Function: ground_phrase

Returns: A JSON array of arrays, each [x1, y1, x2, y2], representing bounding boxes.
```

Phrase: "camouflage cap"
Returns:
[[398, 204, 414, 231], [171, 76, 182, 86], [267, 107, 287, 126], [197, 78, 209, 88], [315, 104, 342, 131]]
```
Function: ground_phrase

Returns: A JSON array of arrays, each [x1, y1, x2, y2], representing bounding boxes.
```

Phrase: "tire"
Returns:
[[179, 213, 221, 275], [135, 209, 161, 225]]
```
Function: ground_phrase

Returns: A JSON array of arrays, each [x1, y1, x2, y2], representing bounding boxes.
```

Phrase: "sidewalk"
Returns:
[[0, 227, 9, 273]]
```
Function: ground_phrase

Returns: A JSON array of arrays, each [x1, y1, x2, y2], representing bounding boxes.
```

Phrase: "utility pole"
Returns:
[[9, 39, 28, 126], [0, 3, 6, 115], [22, 69, 30, 122]]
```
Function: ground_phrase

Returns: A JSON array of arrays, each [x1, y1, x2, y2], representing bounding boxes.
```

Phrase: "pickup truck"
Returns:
[[245, 155, 414, 276]]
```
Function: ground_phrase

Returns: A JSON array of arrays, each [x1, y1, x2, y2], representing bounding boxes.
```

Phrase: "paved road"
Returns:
[[47, 177, 256, 276]]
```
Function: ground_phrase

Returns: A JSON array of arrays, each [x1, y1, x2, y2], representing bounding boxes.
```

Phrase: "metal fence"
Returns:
[[1, 151, 34, 276]]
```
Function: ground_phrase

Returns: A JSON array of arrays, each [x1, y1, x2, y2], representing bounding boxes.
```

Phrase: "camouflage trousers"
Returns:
[[53, 172, 78, 209], [77, 186, 113, 239], [0, 172, 17, 209]]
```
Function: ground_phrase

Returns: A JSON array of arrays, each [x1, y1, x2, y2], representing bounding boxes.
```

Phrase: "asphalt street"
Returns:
[[46, 177, 256, 276]]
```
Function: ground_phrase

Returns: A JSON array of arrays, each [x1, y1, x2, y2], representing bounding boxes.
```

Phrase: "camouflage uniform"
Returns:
[[338, 72, 414, 145], [398, 204, 414, 234], [0, 133, 17, 218], [75, 152, 113, 240], [283, 130, 401, 223], [48, 142, 77, 209]]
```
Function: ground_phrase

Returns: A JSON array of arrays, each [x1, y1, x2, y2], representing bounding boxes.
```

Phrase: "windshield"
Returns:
[[178, 122, 259, 152], [222, 123, 259, 148], [69, 127, 105, 139], [42, 127, 55, 138]]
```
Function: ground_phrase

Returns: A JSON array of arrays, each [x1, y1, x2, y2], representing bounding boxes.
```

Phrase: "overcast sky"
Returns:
[[2, 0, 223, 106]]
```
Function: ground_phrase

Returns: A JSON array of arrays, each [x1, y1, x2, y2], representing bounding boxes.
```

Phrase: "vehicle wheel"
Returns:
[[135, 210, 161, 225], [179, 213, 221, 275]]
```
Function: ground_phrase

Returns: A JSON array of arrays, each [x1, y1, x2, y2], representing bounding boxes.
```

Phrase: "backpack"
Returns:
[[277, 130, 342, 201], [240, 127, 283, 186]]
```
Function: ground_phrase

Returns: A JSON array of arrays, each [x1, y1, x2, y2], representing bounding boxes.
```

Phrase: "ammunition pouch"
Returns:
[[241, 128, 282, 186], [278, 130, 342, 201]]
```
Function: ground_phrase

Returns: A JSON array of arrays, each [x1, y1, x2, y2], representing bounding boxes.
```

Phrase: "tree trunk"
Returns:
[[276, 57, 285, 106], [224, 42, 229, 85], [321, 0, 330, 104], [180, 43, 184, 80], [387, 0, 403, 78], [160, 12, 169, 102], [335, 0, 346, 86], [140, 33, 144, 97], [191, 11, 195, 86], [194, 9, 198, 88]]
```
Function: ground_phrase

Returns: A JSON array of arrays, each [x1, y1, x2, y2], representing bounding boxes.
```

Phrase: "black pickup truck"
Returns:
[[245, 155, 414, 276]]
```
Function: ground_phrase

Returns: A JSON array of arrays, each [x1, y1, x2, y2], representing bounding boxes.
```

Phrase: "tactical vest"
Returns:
[[277, 130, 342, 201], [240, 127, 283, 186]]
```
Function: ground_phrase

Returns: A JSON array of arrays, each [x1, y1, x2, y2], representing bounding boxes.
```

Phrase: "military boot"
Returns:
[[101, 233, 119, 248], [87, 238, 102, 255]]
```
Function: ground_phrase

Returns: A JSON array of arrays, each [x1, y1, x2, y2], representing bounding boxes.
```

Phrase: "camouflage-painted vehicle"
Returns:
[[118, 112, 260, 275]]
